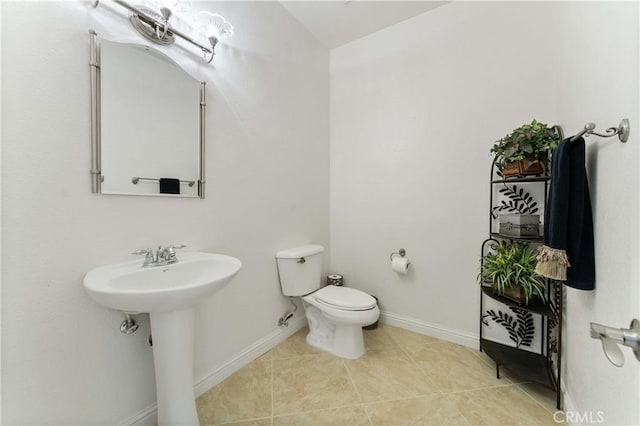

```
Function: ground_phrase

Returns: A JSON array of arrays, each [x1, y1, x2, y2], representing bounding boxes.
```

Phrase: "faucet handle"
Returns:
[[164, 244, 186, 255], [162, 245, 186, 263], [166, 244, 187, 250], [133, 248, 154, 267], [132, 248, 153, 256]]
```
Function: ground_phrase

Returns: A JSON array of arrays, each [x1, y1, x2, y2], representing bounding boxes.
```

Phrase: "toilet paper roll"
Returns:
[[391, 257, 410, 274]]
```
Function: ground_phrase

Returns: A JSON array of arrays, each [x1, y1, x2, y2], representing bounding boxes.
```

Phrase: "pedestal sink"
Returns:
[[83, 252, 242, 425]]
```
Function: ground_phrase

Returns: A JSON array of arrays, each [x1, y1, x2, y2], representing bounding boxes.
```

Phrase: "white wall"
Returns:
[[0, 2, 3, 421], [330, 2, 556, 343], [551, 2, 639, 425], [1, 1, 329, 424], [330, 1, 639, 423]]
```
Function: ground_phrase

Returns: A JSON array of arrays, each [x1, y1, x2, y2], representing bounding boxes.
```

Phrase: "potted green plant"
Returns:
[[491, 119, 560, 177], [480, 242, 546, 306]]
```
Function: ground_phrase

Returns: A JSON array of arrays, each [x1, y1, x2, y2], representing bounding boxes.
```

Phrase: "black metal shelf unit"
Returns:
[[489, 233, 544, 244], [481, 286, 554, 317], [491, 175, 551, 184], [479, 160, 563, 410]]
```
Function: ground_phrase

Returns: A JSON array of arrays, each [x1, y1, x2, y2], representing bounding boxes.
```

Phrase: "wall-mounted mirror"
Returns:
[[89, 30, 206, 198]]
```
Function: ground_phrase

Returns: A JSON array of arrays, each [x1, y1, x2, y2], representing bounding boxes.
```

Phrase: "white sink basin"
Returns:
[[83, 252, 241, 313], [84, 251, 242, 425]]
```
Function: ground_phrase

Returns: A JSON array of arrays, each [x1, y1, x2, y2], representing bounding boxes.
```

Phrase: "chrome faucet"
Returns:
[[133, 245, 186, 267]]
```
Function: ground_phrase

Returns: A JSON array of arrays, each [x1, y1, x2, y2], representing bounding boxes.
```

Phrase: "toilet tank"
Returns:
[[276, 245, 324, 296]]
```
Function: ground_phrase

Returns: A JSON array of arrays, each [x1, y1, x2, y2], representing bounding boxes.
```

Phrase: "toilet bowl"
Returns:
[[302, 285, 379, 359], [275, 244, 379, 360]]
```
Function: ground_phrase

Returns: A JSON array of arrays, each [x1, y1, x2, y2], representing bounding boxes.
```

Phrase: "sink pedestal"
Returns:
[[83, 252, 242, 426], [150, 308, 199, 426]]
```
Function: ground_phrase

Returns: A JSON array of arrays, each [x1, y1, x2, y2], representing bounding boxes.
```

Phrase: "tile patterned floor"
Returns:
[[196, 324, 559, 425]]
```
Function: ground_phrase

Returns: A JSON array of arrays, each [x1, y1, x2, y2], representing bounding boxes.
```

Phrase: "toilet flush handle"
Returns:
[[297, 257, 306, 264]]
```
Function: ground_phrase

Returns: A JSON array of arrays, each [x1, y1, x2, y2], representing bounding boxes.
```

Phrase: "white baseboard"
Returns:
[[119, 404, 157, 426], [562, 384, 577, 423], [124, 315, 307, 426], [380, 310, 479, 349], [193, 315, 307, 397]]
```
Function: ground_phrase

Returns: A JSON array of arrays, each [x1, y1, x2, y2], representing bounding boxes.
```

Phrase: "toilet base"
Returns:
[[304, 303, 376, 360]]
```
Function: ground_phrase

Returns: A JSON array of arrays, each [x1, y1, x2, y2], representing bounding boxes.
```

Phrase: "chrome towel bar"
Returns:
[[570, 118, 630, 143], [131, 177, 195, 187]]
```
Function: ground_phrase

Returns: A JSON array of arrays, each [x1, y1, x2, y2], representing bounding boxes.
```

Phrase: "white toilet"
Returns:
[[276, 244, 379, 359]]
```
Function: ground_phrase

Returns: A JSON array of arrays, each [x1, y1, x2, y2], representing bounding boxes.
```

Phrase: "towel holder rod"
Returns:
[[570, 118, 630, 143], [132, 177, 195, 187]]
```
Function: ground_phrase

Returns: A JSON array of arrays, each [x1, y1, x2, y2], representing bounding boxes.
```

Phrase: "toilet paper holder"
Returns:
[[390, 248, 407, 260]]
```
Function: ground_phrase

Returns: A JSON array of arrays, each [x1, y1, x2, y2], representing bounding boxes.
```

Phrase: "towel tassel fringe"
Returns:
[[535, 246, 570, 281]]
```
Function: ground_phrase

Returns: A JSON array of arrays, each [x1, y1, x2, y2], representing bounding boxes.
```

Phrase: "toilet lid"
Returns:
[[313, 286, 377, 311]]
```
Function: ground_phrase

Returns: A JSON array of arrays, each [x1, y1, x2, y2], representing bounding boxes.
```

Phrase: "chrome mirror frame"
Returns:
[[89, 30, 206, 198]]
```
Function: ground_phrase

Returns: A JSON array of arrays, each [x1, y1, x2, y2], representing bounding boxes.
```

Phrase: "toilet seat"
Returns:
[[311, 286, 377, 311]]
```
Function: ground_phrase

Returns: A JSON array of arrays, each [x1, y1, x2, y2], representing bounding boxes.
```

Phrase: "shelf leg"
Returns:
[[557, 394, 561, 410], [496, 363, 501, 379]]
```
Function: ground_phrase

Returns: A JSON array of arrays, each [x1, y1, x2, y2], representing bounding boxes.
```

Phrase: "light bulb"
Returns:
[[197, 11, 233, 41]]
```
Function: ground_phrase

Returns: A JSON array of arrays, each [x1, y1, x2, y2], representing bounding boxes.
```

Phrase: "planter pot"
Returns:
[[502, 161, 521, 177], [502, 156, 544, 177], [503, 285, 526, 304], [494, 284, 538, 306]]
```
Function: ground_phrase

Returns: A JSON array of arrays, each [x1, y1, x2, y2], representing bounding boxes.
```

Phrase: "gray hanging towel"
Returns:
[[535, 136, 595, 290]]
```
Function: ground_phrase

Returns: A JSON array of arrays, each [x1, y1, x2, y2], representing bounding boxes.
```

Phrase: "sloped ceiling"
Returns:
[[280, 1, 447, 49]]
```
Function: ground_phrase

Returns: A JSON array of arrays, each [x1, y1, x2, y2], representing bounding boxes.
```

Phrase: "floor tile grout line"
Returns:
[[396, 342, 454, 396], [271, 402, 371, 419], [465, 344, 507, 370], [270, 351, 328, 361], [464, 344, 540, 386], [442, 385, 557, 426], [350, 381, 521, 407], [355, 340, 447, 404], [444, 381, 536, 396], [361, 403, 374, 426], [464, 345, 491, 361], [457, 383, 559, 424], [220, 415, 273, 425], [357, 390, 506, 426], [342, 358, 364, 404], [397, 343, 447, 397], [516, 383, 560, 415], [203, 325, 555, 425], [359, 393, 440, 407], [411, 341, 527, 390], [438, 393, 476, 426], [398, 343, 417, 363], [465, 345, 537, 386]]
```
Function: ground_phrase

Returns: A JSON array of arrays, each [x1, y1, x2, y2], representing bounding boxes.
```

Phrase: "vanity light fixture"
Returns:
[[91, 0, 233, 64], [197, 12, 234, 63]]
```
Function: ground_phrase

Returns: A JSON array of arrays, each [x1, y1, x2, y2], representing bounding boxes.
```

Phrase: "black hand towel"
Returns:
[[159, 178, 181, 195], [535, 137, 595, 290]]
